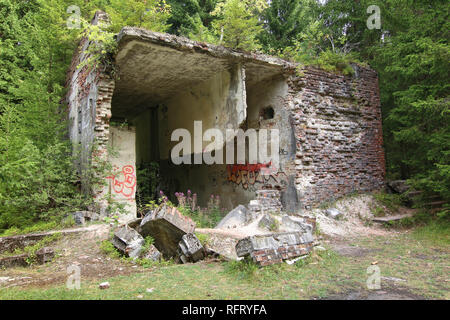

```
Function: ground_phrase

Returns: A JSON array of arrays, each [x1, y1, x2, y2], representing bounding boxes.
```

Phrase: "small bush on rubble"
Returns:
[[174, 191, 227, 228]]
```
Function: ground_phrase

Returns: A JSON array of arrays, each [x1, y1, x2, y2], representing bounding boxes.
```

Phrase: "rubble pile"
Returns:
[[111, 204, 205, 263], [213, 188, 318, 266], [112, 189, 317, 267]]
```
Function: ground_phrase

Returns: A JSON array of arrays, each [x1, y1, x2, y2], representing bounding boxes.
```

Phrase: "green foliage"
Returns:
[[0, 0, 95, 232], [373, 192, 404, 212], [369, 1, 450, 202], [194, 232, 209, 246], [106, 0, 171, 33], [100, 239, 121, 259], [258, 0, 318, 52], [211, 0, 266, 51], [136, 162, 159, 217], [166, 0, 217, 36], [142, 236, 155, 251], [223, 258, 259, 279], [176, 193, 226, 228]]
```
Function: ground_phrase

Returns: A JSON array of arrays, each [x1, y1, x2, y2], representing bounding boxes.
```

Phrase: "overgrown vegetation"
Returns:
[[99, 237, 174, 268], [0, 232, 62, 265]]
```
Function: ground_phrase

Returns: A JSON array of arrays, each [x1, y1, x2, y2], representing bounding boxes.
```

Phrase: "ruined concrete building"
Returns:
[[66, 12, 385, 219]]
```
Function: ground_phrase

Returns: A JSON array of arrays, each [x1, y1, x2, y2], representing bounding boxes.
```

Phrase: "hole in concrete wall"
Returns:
[[261, 106, 274, 120]]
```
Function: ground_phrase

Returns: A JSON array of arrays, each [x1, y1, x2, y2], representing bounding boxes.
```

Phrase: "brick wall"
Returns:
[[287, 65, 385, 208]]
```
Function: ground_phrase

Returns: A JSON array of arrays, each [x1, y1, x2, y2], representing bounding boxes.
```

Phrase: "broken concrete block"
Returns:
[[215, 205, 250, 229], [112, 226, 145, 259], [99, 282, 110, 289], [325, 208, 342, 219], [141, 244, 161, 262], [0, 247, 55, 268], [69, 211, 100, 225], [71, 211, 85, 225], [235, 231, 314, 266], [127, 218, 142, 233], [178, 233, 205, 263], [258, 214, 277, 231], [387, 180, 410, 194], [139, 205, 196, 259], [35, 247, 54, 264], [281, 215, 315, 234]]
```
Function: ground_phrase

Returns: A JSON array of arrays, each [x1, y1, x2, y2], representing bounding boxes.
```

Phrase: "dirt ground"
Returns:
[[0, 224, 146, 289]]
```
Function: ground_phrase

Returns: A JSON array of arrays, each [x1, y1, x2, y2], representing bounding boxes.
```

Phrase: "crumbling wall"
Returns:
[[66, 11, 115, 211], [287, 66, 385, 208]]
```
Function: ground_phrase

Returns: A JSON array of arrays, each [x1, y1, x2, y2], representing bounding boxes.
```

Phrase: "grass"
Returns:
[[411, 219, 450, 247], [0, 248, 351, 300], [0, 218, 75, 237]]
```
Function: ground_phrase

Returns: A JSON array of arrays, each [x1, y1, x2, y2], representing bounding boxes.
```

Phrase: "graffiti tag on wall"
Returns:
[[106, 165, 136, 200], [226, 162, 288, 190]]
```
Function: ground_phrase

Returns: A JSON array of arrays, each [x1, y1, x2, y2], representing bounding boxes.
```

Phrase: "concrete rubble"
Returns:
[[235, 232, 314, 266], [0, 247, 54, 268], [111, 204, 205, 264], [112, 226, 145, 259], [69, 211, 101, 226], [325, 208, 343, 220], [208, 188, 318, 266], [178, 233, 206, 263], [108, 189, 317, 267]]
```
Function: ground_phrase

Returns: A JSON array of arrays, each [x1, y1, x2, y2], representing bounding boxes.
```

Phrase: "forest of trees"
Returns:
[[0, 0, 448, 232]]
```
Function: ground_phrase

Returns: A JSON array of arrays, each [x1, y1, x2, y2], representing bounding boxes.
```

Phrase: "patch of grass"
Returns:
[[223, 258, 259, 280], [371, 206, 386, 217], [411, 219, 450, 247], [99, 240, 121, 259], [373, 192, 404, 212], [195, 232, 210, 247], [0, 219, 75, 237]]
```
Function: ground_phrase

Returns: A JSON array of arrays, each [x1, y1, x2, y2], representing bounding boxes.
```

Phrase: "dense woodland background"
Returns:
[[0, 0, 448, 232]]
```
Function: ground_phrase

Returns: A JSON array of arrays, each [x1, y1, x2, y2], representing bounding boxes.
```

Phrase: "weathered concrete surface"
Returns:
[[113, 26, 292, 113], [141, 244, 161, 261], [178, 233, 205, 263], [236, 231, 314, 266], [215, 205, 251, 229], [70, 211, 100, 225], [106, 125, 137, 220], [140, 205, 196, 259], [326, 208, 343, 219], [112, 226, 145, 259], [0, 247, 54, 268], [280, 215, 315, 234]]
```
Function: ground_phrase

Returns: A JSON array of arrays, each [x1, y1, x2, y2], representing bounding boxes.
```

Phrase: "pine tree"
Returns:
[[258, 0, 317, 52]]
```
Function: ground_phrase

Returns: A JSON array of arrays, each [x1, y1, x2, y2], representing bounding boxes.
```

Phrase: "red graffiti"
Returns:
[[106, 165, 136, 199], [226, 162, 287, 190]]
